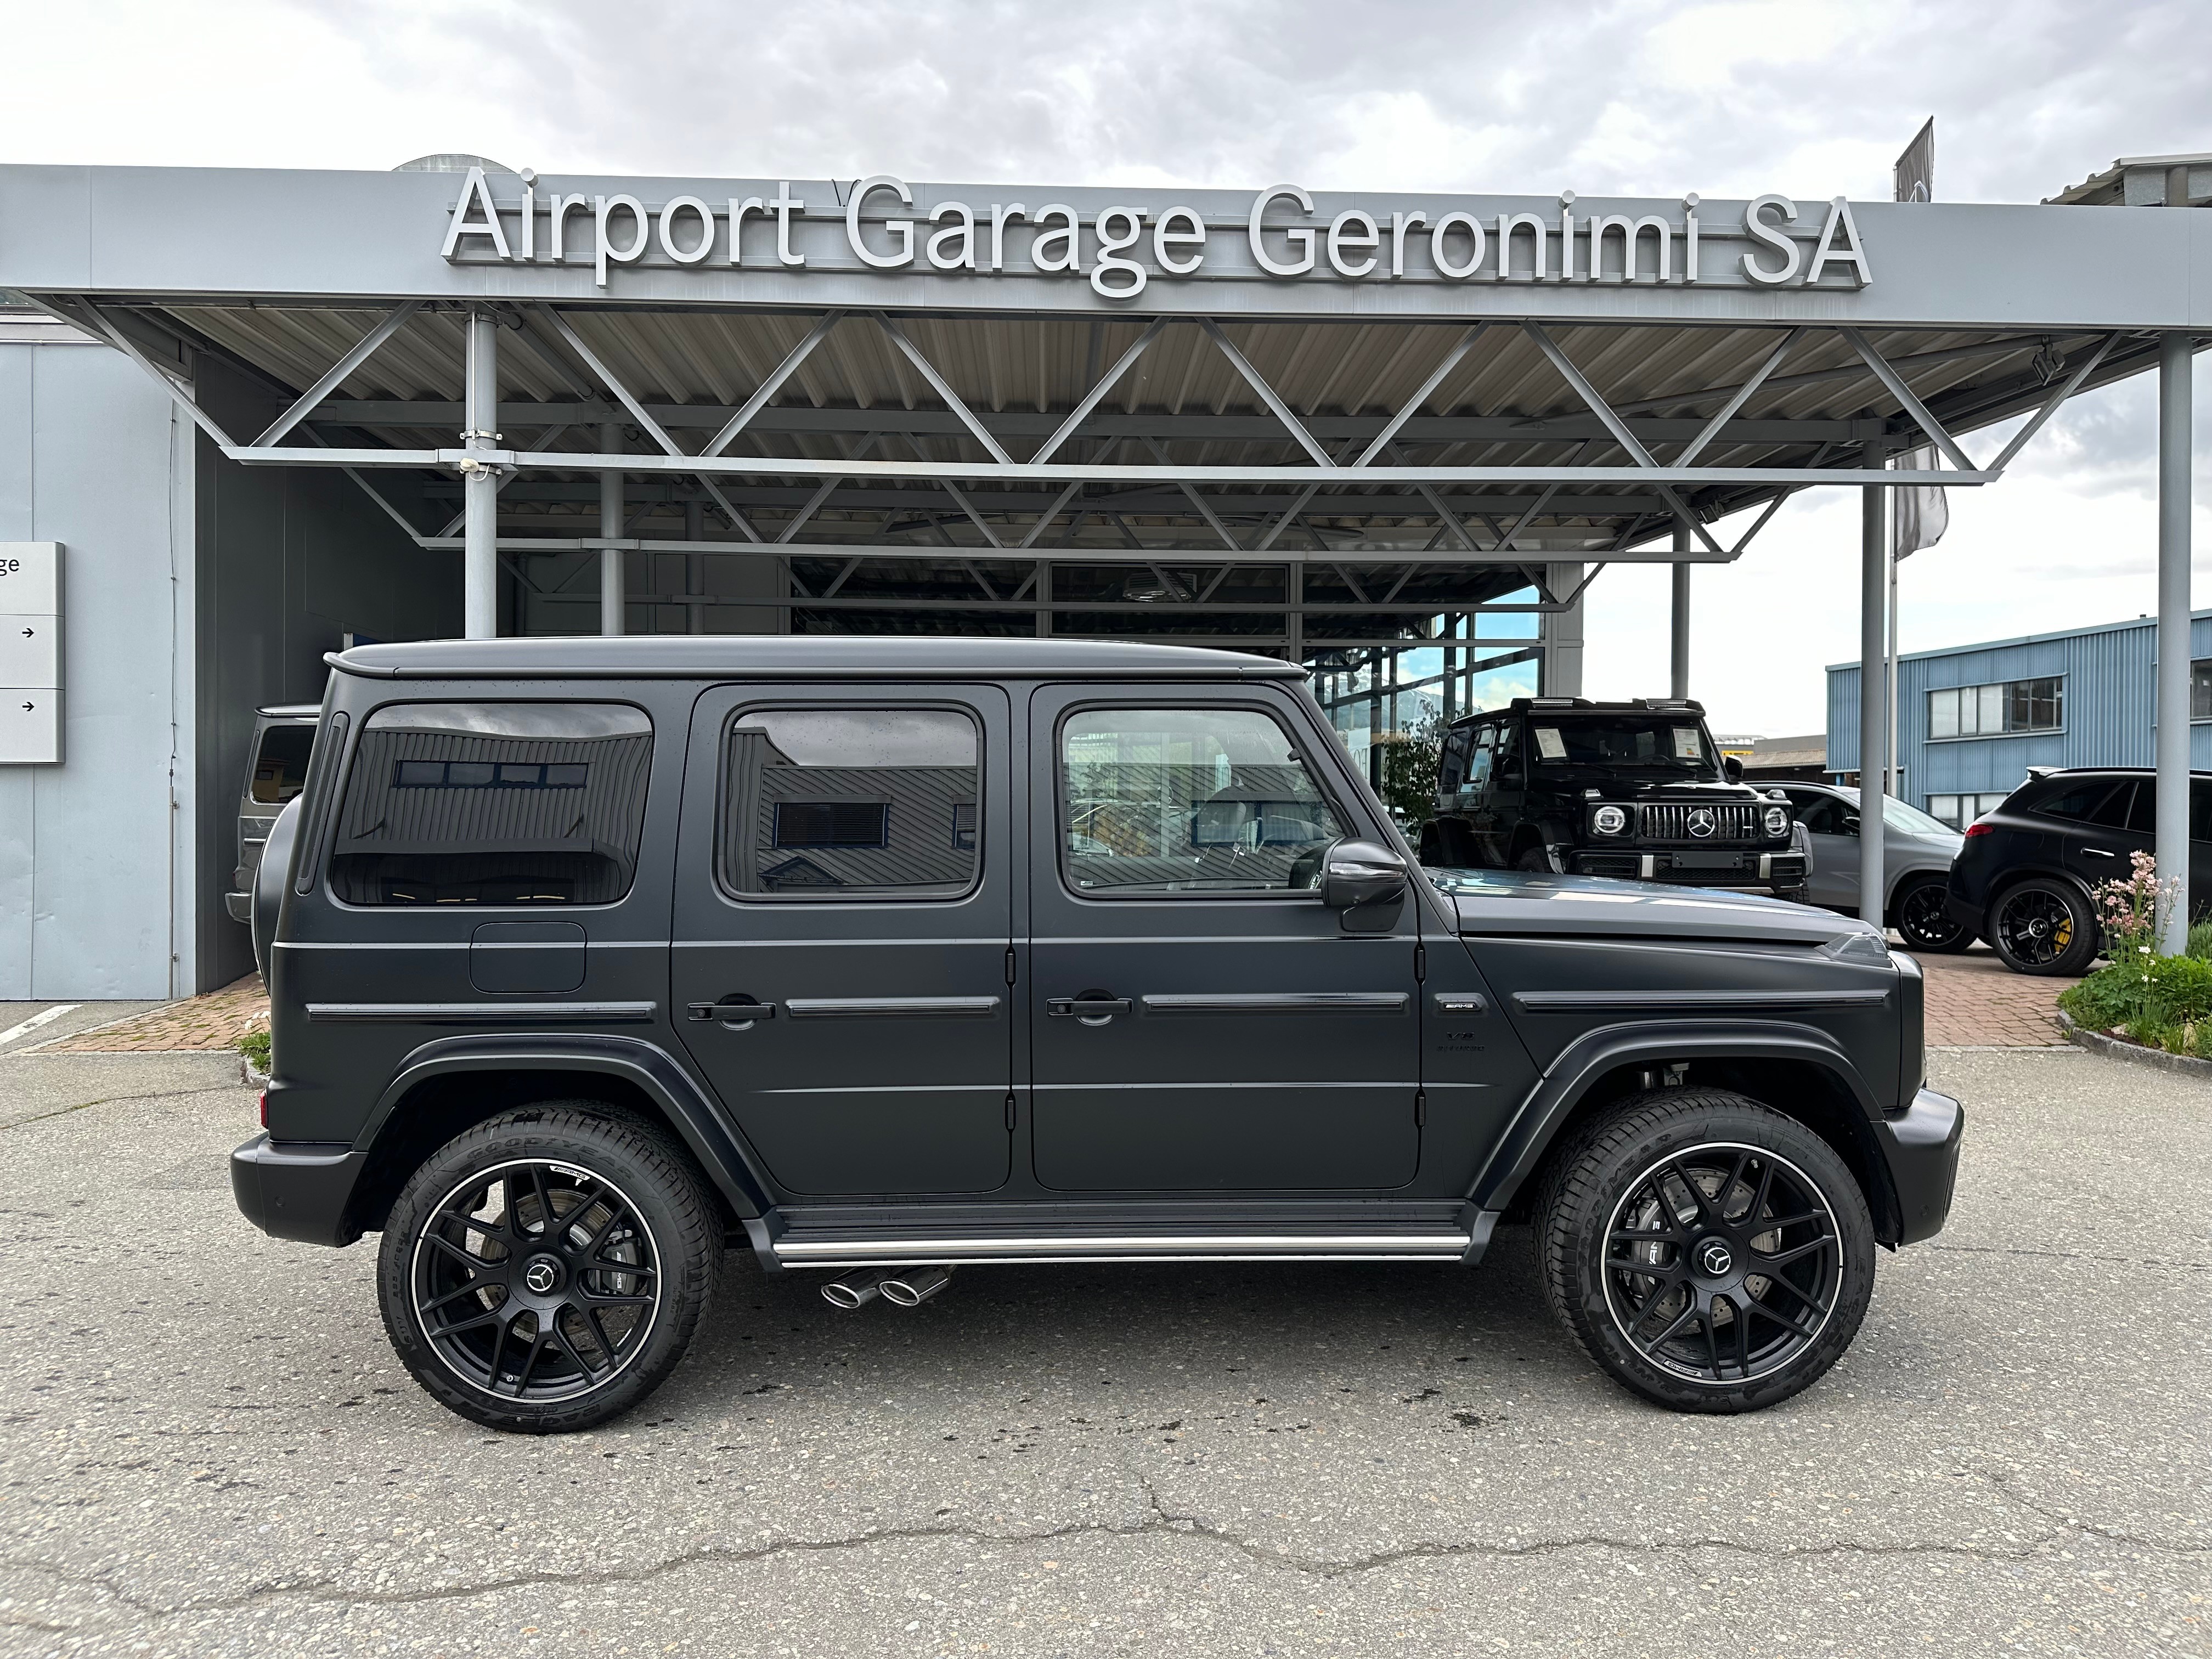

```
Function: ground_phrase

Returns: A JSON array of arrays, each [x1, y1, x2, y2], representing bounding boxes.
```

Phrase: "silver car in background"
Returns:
[[1774, 782, 1972, 952]]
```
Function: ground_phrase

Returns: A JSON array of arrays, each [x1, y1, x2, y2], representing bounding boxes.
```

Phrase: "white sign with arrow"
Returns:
[[0, 542, 64, 765]]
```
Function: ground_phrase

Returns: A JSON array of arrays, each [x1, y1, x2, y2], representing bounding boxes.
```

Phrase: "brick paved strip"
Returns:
[[1912, 948, 2073, 1048], [39, 974, 269, 1053]]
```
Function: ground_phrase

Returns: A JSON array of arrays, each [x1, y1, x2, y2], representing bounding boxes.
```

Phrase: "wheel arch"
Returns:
[[345, 1035, 775, 1245], [1471, 1023, 1906, 1245]]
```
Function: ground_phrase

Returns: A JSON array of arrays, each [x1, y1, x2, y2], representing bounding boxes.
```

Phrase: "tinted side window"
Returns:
[[1060, 707, 1345, 896], [249, 724, 315, 804], [1437, 726, 1472, 793], [331, 703, 653, 906], [721, 708, 979, 899], [2035, 781, 2121, 824], [1466, 726, 1496, 791], [1796, 794, 1846, 836]]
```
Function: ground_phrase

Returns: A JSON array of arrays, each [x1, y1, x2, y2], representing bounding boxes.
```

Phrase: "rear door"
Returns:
[[671, 684, 1014, 1197], [2057, 778, 2141, 892], [1026, 686, 1422, 1193]]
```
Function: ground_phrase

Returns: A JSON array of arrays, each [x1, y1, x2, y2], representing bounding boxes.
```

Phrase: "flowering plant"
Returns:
[[2094, 850, 2162, 962]]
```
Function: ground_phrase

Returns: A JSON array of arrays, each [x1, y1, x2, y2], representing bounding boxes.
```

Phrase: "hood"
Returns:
[[1429, 867, 1880, 948], [1536, 770, 1769, 800]]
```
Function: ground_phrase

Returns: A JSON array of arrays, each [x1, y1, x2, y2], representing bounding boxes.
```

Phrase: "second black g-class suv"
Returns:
[[232, 639, 1956, 1434], [1419, 697, 1808, 900]]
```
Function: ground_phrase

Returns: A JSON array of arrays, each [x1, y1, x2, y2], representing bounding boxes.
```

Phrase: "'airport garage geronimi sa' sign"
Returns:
[[441, 169, 1876, 297]]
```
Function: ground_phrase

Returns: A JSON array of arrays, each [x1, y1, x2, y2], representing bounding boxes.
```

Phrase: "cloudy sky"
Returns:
[[5, 0, 2208, 736]]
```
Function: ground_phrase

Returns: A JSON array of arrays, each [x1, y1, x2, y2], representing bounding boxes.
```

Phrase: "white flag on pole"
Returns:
[[1893, 445, 1948, 558]]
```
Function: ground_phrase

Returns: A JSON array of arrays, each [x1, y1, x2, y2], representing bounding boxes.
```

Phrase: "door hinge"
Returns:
[[1005, 945, 1018, 985], [1414, 1087, 1427, 1127], [1005, 1091, 1018, 1131], [1414, 943, 1427, 983]]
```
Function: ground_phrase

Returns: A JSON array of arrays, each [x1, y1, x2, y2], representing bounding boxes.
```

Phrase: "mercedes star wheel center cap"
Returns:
[[523, 1257, 562, 1295], [1697, 1238, 1734, 1278]]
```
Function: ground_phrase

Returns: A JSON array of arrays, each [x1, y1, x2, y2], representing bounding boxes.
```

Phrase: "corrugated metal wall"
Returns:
[[1828, 611, 2212, 806]]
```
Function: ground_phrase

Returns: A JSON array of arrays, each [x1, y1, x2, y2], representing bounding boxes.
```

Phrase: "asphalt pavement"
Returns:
[[0, 1044, 2204, 1657]]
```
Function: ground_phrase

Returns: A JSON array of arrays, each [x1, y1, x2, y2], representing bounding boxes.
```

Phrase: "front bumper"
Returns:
[[1872, 1086, 1964, 1246], [1567, 849, 1807, 893], [231, 1132, 368, 1246]]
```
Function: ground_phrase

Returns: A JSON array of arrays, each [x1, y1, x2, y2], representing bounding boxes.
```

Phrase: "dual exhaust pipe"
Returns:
[[820, 1265, 953, 1309]]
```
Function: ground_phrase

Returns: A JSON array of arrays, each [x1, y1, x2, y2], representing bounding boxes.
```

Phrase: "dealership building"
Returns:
[[0, 151, 2205, 996], [1828, 606, 2212, 827]]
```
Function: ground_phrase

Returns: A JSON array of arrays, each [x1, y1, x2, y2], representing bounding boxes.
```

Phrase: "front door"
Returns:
[[1785, 789, 1861, 911], [1026, 689, 1422, 1192], [672, 685, 1014, 1196]]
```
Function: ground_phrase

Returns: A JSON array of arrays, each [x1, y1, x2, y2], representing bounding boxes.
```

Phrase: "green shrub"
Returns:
[[2061, 952, 2212, 1055], [238, 1026, 271, 1073], [2188, 920, 2212, 961]]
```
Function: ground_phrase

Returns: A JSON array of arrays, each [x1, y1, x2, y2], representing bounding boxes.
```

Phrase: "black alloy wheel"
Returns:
[[1515, 843, 1554, 873], [378, 1104, 721, 1433], [1893, 877, 1973, 953], [1538, 1088, 1875, 1413], [1987, 878, 2098, 977]]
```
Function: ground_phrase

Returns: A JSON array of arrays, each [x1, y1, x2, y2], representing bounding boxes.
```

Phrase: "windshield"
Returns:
[[1528, 716, 1718, 776], [1843, 791, 1958, 838]]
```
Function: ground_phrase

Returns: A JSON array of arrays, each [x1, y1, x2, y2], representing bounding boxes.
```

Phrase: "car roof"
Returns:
[[327, 635, 1307, 682]]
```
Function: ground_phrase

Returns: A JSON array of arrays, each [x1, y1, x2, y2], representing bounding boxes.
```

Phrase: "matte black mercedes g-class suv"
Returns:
[[1419, 698, 1809, 900], [233, 638, 1959, 1433]]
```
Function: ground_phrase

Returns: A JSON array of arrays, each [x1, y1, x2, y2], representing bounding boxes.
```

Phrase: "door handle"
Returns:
[[2080, 847, 2117, 858], [688, 998, 776, 1025], [1045, 996, 1133, 1020]]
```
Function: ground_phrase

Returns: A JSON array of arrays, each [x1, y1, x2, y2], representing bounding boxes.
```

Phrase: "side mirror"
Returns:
[[1319, 838, 1410, 911], [1722, 755, 1745, 782]]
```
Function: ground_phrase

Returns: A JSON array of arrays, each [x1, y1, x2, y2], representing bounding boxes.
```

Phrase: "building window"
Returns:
[[2192, 659, 2212, 721], [1926, 676, 2062, 740], [1926, 791, 2016, 830]]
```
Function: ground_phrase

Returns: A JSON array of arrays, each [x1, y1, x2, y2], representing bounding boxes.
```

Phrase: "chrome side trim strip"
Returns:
[[783, 996, 1002, 1018], [304, 1001, 658, 1023], [1140, 992, 1409, 1013], [774, 1232, 1472, 1263]]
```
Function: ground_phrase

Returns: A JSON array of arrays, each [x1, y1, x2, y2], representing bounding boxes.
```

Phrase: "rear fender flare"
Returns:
[[357, 1034, 775, 1226], [1469, 1019, 1894, 1224]]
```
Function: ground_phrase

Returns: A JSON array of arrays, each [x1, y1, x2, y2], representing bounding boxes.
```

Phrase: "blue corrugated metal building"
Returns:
[[1828, 609, 2212, 830]]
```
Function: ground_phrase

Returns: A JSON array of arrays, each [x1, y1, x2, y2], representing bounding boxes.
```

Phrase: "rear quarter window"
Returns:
[[329, 702, 653, 906]]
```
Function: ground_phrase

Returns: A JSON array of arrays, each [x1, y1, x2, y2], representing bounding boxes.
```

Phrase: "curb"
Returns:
[[241, 1054, 272, 1088], [2057, 1009, 2212, 1080]]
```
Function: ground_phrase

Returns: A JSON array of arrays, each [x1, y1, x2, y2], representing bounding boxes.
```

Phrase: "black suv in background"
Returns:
[[1945, 766, 2212, 975], [233, 638, 1957, 1432], [1419, 697, 1807, 899]]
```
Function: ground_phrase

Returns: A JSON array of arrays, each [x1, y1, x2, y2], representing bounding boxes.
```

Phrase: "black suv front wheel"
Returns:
[[378, 1104, 723, 1433], [1538, 1089, 1875, 1413]]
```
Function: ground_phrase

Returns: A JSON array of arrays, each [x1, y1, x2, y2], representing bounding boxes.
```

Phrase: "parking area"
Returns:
[[1911, 945, 2078, 1047], [0, 1042, 2203, 1656]]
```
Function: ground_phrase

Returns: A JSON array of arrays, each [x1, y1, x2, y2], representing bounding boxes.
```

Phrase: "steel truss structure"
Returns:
[[33, 292, 2136, 663]]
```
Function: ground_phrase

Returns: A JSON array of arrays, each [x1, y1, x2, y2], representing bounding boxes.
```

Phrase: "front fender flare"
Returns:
[[357, 1034, 776, 1227], [1469, 1019, 1892, 1220]]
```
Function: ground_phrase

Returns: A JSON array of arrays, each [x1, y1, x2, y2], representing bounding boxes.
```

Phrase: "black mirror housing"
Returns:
[[1319, 838, 1410, 912], [1723, 755, 1745, 782]]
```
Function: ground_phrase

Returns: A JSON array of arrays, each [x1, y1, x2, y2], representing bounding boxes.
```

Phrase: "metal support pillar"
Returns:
[[685, 498, 705, 635], [1543, 562, 1585, 696], [461, 312, 499, 640], [1859, 439, 1891, 928], [1669, 525, 1691, 701], [600, 422, 625, 636], [2157, 334, 2194, 952]]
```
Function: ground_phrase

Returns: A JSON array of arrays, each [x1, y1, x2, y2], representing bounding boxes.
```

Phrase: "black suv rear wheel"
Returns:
[[1892, 875, 1973, 953], [1987, 877, 2098, 976], [377, 1104, 722, 1433], [1537, 1088, 1875, 1413]]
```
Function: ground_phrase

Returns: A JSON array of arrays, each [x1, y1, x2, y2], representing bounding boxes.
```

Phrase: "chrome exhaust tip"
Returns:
[[820, 1268, 891, 1309], [878, 1265, 953, 1307]]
